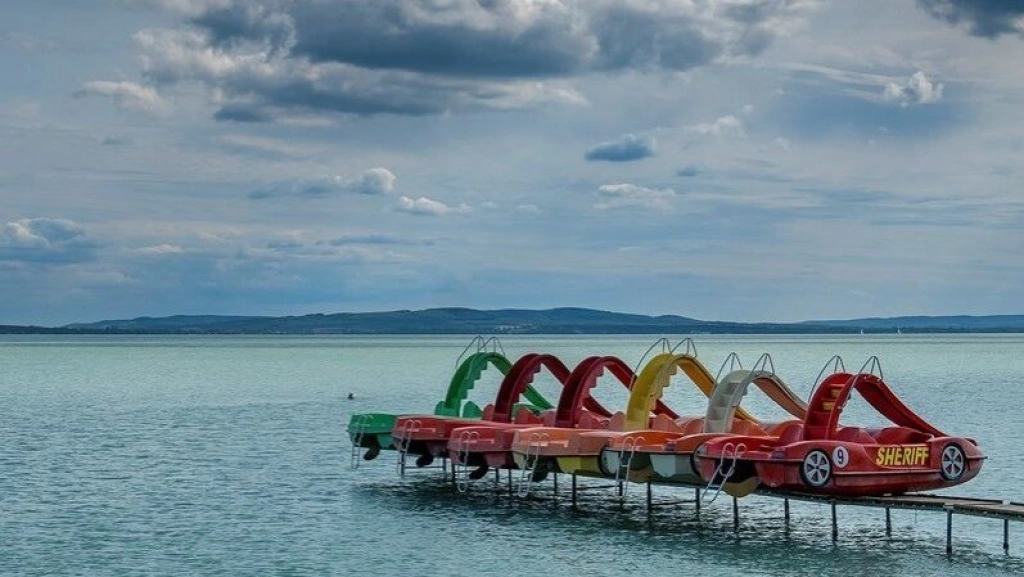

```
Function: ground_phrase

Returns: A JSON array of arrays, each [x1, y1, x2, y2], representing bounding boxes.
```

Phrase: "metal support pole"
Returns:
[[571, 473, 578, 508], [495, 467, 500, 486], [646, 482, 653, 513], [732, 497, 740, 532], [694, 488, 701, 517], [945, 508, 953, 555], [449, 458, 456, 489], [553, 472, 559, 502], [507, 469, 513, 499], [830, 501, 838, 542], [442, 456, 447, 482], [783, 498, 790, 527], [885, 508, 892, 537], [1004, 518, 1010, 553]]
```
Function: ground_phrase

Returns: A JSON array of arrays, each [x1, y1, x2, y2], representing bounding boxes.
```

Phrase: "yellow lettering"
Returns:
[[876, 445, 931, 467]]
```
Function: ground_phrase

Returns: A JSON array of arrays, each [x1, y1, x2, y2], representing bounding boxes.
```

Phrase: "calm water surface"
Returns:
[[1, 334, 1022, 576]]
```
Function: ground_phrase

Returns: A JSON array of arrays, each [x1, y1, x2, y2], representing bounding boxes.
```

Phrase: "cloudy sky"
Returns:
[[2, 0, 1023, 325]]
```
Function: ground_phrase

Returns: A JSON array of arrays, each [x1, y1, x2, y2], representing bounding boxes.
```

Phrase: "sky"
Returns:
[[1, 0, 1023, 326]]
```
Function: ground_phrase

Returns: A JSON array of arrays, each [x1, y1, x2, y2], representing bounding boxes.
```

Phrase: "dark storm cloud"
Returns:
[[213, 104, 273, 122], [584, 134, 657, 162], [287, 1, 590, 78], [917, 0, 1024, 37], [124, 0, 812, 119]]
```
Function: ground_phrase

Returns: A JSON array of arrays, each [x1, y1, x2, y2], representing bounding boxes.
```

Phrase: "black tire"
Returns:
[[939, 443, 967, 482], [415, 453, 434, 468], [799, 449, 833, 488]]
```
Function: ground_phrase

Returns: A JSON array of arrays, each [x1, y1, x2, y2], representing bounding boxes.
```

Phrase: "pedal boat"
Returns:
[[695, 356, 985, 497]]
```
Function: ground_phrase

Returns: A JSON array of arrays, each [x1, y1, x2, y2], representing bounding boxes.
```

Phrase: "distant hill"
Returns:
[[0, 307, 1018, 334], [801, 315, 1024, 331]]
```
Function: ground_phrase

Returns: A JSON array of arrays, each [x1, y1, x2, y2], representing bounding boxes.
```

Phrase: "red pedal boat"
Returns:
[[695, 356, 985, 497]]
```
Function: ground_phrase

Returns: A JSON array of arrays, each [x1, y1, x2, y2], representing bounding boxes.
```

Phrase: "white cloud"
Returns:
[[133, 244, 186, 255], [351, 167, 397, 196], [514, 204, 541, 213], [883, 71, 944, 107], [250, 168, 398, 199], [0, 218, 98, 264], [595, 184, 676, 210], [73, 81, 168, 112], [395, 196, 471, 216], [689, 114, 744, 137]]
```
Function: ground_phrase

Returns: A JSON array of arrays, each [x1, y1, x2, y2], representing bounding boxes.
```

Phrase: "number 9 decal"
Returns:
[[832, 446, 849, 469]]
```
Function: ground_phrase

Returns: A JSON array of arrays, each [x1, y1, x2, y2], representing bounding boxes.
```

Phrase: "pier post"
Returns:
[[571, 473, 577, 509], [553, 472, 559, 503], [783, 498, 790, 528], [733, 497, 740, 532], [945, 507, 953, 555], [694, 488, 701, 518], [830, 501, 838, 542], [507, 469, 513, 500], [1005, 518, 1010, 553], [885, 508, 891, 537], [646, 482, 652, 513]]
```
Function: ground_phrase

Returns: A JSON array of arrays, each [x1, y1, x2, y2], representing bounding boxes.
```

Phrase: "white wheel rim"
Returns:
[[803, 451, 831, 487], [942, 446, 965, 479]]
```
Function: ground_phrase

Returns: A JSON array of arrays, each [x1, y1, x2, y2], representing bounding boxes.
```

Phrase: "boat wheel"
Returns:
[[800, 450, 832, 488], [940, 443, 966, 481], [415, 453, 434, 468]]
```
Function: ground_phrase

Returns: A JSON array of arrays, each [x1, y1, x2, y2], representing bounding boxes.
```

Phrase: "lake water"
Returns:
[[1, 334, 1022, 576]]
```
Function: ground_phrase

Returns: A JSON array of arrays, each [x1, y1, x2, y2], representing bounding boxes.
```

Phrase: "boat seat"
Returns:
[[729, 420, 769, 437], [576, 411, 609, 429], [673, 416, 704, 435], [651, 413, 683, 432], [541, 411, 557, 426], [837, 427, 876, 444], [870, 426, 933, 445], [763, 419, 800, 435], [775, 422, 805, 444], [513, 406, 544, 425]]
